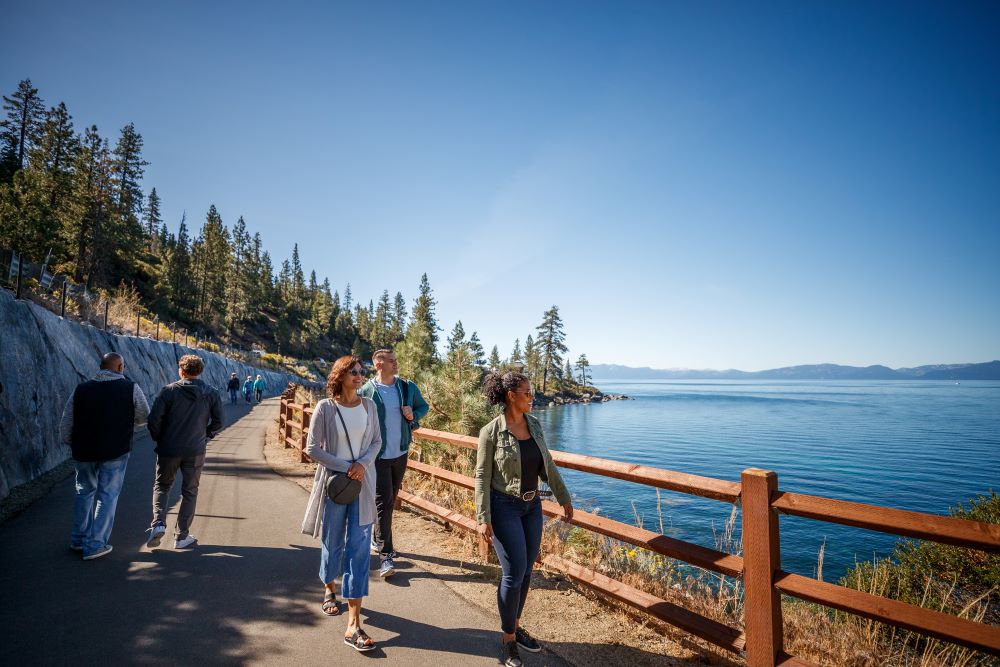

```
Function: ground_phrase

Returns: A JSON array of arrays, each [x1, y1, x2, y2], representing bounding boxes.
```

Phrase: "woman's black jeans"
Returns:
[[489, 488, 543, 634]]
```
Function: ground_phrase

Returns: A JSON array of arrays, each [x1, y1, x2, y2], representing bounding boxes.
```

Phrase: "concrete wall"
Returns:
[[0, 288, 307, 500]]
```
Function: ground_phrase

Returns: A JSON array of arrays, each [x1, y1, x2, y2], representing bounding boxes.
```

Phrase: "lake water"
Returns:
[[532, 380, 1000, 580]]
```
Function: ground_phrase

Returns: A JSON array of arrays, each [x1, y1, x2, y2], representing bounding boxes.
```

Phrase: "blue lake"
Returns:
[[532, 380, 1000, 580]]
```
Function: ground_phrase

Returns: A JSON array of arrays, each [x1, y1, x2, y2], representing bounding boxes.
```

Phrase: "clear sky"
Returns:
[[4, 1, 999, 370]]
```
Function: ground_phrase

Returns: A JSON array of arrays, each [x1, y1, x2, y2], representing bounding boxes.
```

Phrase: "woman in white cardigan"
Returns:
[[302, 355, 382, 652]]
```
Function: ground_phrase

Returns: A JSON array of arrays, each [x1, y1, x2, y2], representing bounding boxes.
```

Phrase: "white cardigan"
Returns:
[[300, 397, 382, 537]]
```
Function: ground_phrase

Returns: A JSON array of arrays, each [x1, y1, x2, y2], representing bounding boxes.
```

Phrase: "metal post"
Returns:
[[104, 301, 110, 331], [15, 255, 24, 299], [136, 313, 140, 336], [171, 323, 176, 343], [184, 330, 188, 347], [60, 281, 67, 317], [742, 468, 783, 666], [155, 316, 160, 341]]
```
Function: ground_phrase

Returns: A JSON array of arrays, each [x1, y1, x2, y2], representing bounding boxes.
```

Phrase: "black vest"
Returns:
[[70, 378, 136, 462]]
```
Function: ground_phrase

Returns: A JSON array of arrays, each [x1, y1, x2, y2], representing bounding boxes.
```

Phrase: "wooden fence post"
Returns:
[[742, 468, 783, 666], [282, 401, 292, 449], [300, 407, 310, 463]]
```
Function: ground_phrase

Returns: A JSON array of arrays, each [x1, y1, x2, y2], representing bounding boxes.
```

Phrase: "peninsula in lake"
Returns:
[[590, 360, 1000, 381]]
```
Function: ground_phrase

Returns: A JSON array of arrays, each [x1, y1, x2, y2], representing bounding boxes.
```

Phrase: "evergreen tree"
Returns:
[[576, 353, 591, 386], [535, 305, 568, 393], [191, 204, 230, 327], [110, 123, 148, 256], [259, 248, 275, 306], [391, 291, 407, 343], [72, 126, 113, 285], [509, 338, 523, 368], [343, 282, 353, 314], [411, 273, 439, 348], [468, 331, 486, 368], [1, 79, 46, 182], [35, 103, 79, 227], [290, 243, 305, 308], [226, 215, 253, 328], [524, 334, 540, 381], [396, 320, 435, 377], [144, 188, 162, 253], [277, 259, 292, 303], [488, 345, 502, 370], [162, 213, 194, 316], [371, 290, 392, 350], [446, 321, 466, 356], [562, 359, 575, 391]]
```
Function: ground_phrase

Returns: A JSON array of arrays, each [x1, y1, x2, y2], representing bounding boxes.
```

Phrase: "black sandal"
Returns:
[[322, 592, 340, 616], [344, 628, 376, 652]]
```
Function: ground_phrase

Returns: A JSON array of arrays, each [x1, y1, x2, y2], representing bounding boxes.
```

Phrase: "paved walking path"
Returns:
[[0, 399, 569, 666]]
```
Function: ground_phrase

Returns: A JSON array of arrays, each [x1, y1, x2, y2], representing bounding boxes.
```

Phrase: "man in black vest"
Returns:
[[59, 352, 150, 561], [146, 354, 223, 550]]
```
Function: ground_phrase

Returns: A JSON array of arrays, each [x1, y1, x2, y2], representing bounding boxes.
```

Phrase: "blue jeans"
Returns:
[[72, 453, 130, 556], [490, 489, 543, 634], [319, 496, 372, 599], [229, 388, 238, 404]]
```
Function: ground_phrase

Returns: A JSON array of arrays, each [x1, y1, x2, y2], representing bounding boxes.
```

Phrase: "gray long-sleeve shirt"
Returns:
[[60, 369, 150, 445]]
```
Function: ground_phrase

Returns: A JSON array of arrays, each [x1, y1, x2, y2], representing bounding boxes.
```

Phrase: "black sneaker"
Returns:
[[502, 640, 522, 667], [515, 627, 541, 653]]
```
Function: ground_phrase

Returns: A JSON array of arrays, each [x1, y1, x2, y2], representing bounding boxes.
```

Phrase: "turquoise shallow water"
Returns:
[[532, 380, 1000, 580]]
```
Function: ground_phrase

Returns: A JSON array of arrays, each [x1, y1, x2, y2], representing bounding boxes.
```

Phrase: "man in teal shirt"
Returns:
[[359, 348, 429, 577]]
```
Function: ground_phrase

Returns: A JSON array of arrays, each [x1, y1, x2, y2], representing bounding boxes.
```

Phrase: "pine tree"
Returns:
[[576, 353, 591, 386], [396, 320, 435, 377], [371, 290, 392, 350], [226, 215, 252, 328], [259, 249, 275, 306], [290, 243, 305, 308], [411, 273, 439, 348], [1, 79, 46, 182], [110, 123, 148, 256], [509, 338, 523, 368], [535, 305, 568, 394], [468, 331, 486, 368], [576, 353, 591, 385], [191, 205, 231, 327], [488, 345, 502, 370], [72, 126, 113, 285], [144, 188, 162, 253], [391, 291, 407, 343], [162, 213, 194, 316], [343, 283, 353, 314], [524, 334, 539, 381], [446, 321, 466, 356], [562, 359, 575, 391]]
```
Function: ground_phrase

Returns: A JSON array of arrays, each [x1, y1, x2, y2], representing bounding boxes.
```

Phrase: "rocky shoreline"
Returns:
[[534, 391, 632, 407]]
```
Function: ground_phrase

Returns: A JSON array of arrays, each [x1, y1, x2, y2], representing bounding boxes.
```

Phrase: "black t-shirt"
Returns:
[[518, 437, 544, 495]]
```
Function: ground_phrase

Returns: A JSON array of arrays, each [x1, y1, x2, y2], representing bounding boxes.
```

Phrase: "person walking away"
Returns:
[[253, 374, 266, 402], [301, 356, 381, 652], [242, 375, 253, 404], [226, 372, 240, 405], [146, 354, 223, 550], [359, 348, 429, 577], [60, 352, 149, 560], [476, 370, 574, 667]]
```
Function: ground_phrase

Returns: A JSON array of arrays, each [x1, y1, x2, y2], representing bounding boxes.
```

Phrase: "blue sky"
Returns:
[[4, 1, 998, 370]]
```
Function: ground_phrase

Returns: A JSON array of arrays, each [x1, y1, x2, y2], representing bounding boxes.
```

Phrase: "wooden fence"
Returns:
[[278, 398, 1000, 666]]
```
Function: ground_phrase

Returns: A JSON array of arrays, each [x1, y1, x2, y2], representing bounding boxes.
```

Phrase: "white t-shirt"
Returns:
[[333, 402, 367, 459]]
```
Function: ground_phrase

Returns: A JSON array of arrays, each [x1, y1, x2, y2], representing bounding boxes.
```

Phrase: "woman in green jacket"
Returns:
[[476, 370, 573, 667]]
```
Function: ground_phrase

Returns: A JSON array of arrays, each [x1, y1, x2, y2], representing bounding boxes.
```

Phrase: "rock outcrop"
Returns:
[[0, 289, 305, 501]]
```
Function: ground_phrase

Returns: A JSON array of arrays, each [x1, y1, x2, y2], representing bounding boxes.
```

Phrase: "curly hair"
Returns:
[[178, 354, 204, 377], [482, 369, 530, 406], [326, 355, 364, 400]]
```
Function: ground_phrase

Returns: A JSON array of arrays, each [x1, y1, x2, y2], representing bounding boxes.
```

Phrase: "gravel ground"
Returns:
[[263, 422, 741, 667]]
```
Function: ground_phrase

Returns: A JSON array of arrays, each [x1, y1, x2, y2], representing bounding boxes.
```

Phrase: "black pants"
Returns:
[[374, 453, 408, 557], [150, 454, 205, 539]]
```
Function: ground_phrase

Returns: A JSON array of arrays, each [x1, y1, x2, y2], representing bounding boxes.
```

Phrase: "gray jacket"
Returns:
[[148, 378, 224, 458]]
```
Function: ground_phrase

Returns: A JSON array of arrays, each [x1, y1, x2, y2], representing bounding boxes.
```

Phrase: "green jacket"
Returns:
[[475, 412, 571, 525], [359, 376, 429, 459]]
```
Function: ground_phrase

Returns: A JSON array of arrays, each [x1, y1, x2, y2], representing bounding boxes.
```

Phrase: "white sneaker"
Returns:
[[146, 523, 166, 548], [379, 558, 395, 578], [174, 534, 198, 549], [370, 538, 382, 556]]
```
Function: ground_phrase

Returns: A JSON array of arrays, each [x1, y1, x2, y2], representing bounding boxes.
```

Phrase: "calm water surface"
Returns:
[[533, 380, 1000, 580]]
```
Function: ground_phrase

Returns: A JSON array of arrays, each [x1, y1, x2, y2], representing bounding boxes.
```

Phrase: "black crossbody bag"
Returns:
[[325, 404, 363, 505]]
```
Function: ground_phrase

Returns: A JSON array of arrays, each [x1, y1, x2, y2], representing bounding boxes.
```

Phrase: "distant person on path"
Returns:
[[253, 374, 266, 402], [301, 355, 381, 652], [476, 370, 574, 667], [145, 354, 223, 550], [226, 372, 240, 405], [359, 348, 429, 578], [60, 352, 150, 560], [242, 375, 253, 403]]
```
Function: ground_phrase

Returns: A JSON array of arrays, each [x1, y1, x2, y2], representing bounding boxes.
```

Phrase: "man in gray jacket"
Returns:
[[145, 354, 223, 549]]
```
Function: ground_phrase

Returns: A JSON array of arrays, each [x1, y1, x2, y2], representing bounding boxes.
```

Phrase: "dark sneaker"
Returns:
[[515, 627, 541, 653], [502, 640, 522, 667], [82, 544, 113, 561]]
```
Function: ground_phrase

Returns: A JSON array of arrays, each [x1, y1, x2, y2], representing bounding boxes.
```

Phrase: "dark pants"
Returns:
[[490, 489, 543, 634], [228, 388, 238, 404], [254, 389, 263, 402], [150, 454, 205, 539], [374, 453, 408, 557], [244, 390, 252, 403]]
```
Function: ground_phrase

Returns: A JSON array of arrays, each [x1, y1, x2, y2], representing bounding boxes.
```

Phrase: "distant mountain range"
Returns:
[[590, 360, 1000, 381]]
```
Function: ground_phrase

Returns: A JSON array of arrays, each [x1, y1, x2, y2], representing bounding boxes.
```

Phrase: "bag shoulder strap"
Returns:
[[333, 403, 358, 462], [400, 378, 410, 405]]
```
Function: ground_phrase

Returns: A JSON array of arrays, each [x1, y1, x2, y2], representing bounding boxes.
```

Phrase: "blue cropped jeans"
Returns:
[[490, 489, 543, 634], [319, 496, 372, 599], [72, 452, 130, 557]]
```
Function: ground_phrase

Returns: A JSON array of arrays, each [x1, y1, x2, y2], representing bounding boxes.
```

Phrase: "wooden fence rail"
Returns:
[[278, 399, 1000, 665]]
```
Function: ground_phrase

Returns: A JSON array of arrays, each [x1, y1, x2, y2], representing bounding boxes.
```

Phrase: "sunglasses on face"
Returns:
[[350, 369, 366, 377]]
